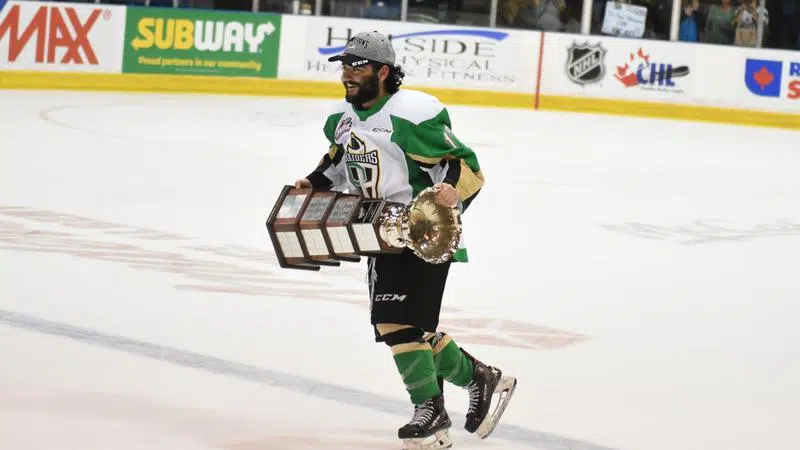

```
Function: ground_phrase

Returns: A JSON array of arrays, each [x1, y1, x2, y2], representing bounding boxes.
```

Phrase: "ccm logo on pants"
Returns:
[[374, 294, 407, 302]]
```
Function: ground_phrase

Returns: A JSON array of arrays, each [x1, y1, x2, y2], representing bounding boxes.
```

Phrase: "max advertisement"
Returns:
[[286, 16, 540, 92], [0, 0, 126, 72]]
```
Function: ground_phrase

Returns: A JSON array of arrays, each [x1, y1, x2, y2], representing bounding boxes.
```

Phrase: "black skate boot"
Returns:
[[398, 394, 453, 450], [462, 348, 518, 439]]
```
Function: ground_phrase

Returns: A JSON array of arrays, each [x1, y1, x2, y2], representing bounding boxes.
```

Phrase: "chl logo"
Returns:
[[0, 4, 103, 64], [566, 42, 606, 86], [374, 294, 407, 302], [615, 48, 689, 89]]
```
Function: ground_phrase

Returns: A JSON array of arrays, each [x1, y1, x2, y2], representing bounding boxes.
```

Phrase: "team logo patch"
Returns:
[[345, 133, 380, 198], [566, 42, 606, 86], [334, 117, 352, 141]]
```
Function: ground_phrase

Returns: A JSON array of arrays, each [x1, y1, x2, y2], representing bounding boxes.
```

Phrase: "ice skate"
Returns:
[[462, 349, 518, 439], [398, 394, 453, 449]]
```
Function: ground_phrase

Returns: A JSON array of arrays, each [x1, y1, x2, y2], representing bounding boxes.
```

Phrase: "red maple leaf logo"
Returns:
[[616, 63, 629, 78], [615, 48, 651, 87], [752, 66, 775, 91], [637, 48, 650, 65]]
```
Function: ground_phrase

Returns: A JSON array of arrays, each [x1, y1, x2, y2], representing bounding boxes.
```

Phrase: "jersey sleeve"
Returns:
[[391, 107, 484, 210], [306, 110, 350, 191]]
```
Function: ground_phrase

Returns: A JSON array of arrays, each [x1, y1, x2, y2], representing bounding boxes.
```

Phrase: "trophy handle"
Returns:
[[265, 185, 321, 271]]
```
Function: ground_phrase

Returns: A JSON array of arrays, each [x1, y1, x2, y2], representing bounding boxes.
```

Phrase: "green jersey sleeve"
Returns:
[[391, 108, 484, 209]]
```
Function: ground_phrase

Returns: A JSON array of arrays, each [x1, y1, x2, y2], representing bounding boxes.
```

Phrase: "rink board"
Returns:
[[0, 0, 798, 129]]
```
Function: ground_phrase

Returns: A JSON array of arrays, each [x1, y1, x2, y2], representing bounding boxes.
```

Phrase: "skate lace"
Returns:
[[466, 380, 480, 416], [408, 400, 436, 426]]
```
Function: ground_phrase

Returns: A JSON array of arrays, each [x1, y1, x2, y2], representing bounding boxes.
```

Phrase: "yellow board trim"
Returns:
[[1, 71, 796, 130], [0, 71, 536, 108], [539, 95, 800, 131]]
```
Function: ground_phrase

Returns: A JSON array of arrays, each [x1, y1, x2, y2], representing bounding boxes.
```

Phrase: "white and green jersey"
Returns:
[[306, 90, 484, 211]]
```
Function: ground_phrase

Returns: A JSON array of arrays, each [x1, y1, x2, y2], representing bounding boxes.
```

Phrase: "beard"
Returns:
[[344, 74, 380, 107]]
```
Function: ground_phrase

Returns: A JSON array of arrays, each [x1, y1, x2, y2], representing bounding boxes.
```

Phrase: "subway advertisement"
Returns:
[[122, 7, 282, 78]]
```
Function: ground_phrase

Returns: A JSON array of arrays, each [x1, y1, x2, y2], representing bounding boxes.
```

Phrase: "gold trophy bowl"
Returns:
[[379, 187, 462, 264]]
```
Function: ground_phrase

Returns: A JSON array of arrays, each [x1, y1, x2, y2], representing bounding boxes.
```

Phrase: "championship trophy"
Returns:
[[265, 186, 462, 270]]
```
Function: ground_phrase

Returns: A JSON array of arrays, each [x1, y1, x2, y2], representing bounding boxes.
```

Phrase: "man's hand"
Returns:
[[294, 179, 312, 189], [433, 183, 458, 208]]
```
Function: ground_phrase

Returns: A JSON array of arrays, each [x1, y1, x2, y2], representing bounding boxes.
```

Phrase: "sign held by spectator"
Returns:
[[601, 1, 647, 39]]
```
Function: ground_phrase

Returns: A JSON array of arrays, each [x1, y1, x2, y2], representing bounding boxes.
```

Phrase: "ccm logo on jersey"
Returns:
[[374, 294, 407, 302]]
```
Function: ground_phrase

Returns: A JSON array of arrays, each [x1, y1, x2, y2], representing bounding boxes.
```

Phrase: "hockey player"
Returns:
[[293, 31, 516, 449]]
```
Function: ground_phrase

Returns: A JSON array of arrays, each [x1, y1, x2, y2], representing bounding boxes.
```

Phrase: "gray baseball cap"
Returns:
[[327, 31, 396, 67]]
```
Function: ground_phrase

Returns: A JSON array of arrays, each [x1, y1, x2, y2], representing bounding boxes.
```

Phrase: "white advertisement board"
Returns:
[[0, 0, 125, 73], [737, 48, 800, 113], [540, 31, 800, 115], [541, 32, 701, 104], [279, 15, 540, 93]]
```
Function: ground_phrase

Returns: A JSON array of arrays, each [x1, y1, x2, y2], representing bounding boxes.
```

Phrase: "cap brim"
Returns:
[[327, 53, 371, 66]]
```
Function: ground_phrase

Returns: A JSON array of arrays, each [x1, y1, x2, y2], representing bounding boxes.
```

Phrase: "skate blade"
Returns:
[[476, 376, 518, 440], [402, 428, 453, 450]]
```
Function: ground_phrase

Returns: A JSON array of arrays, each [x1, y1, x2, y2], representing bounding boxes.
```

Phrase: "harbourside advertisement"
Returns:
[[280, 15, 540, 92]]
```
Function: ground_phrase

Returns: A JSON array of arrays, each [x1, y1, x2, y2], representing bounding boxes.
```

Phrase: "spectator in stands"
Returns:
[[704, 0, 737, 44], [680, 0, 702, 42], [364, 0, 402, 20], [733, 0, 760, 46], [775, 0, 799, 49], [639, 0, 672, 39], [513, 0, 568, 31]]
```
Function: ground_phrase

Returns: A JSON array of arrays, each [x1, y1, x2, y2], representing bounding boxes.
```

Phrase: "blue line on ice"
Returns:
[[0, 308, 615, 450]]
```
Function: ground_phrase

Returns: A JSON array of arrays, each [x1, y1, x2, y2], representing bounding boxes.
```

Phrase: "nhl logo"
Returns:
[[566, 42, 606, 86]]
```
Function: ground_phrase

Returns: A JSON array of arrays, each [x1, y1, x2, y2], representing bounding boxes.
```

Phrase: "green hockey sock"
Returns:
[[392, 343, 442, 405], [432, 335, 474, 387]]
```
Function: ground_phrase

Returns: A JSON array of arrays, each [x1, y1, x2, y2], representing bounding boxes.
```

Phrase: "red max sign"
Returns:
[[0, 4, 101, 65]]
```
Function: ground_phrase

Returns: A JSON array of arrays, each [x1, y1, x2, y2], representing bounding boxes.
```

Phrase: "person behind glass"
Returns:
[[363, 0, 402, 20], [679, 0, 702, 42], [293, 31, 517, 450], [733, 0, 760, 46], [704, 0, 737, 45], [515, 0, 567, 31], [775, 0, 799, 50]]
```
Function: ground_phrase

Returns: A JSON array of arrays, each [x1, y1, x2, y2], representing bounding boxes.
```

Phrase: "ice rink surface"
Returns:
[[1, 89, 799, 450]]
